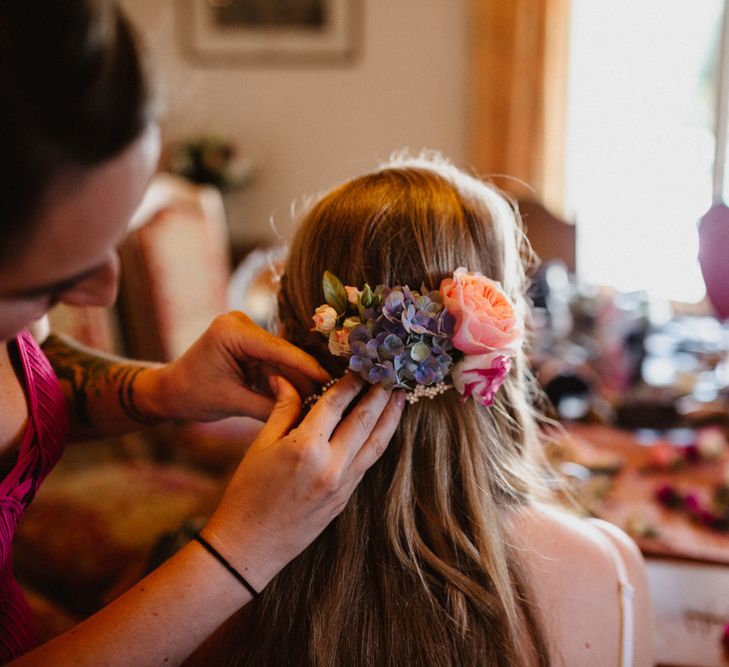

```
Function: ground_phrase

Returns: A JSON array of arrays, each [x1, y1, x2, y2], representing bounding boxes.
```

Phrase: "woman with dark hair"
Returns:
[[0, 2, 402, 664], [198, 154, 654, 666]]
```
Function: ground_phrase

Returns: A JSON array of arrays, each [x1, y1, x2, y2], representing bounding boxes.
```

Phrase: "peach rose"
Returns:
[[439, 267, 523, 355], [328, 327, 351, 356], [345, 286, 362, 305], [312, 304, 338, 335]]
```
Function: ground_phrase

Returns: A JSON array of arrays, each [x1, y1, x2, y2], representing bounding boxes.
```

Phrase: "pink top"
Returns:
[[0, 330, 67, 661]]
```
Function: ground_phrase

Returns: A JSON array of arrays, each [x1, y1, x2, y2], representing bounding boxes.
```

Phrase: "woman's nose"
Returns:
[[59, 251, 120, 308]]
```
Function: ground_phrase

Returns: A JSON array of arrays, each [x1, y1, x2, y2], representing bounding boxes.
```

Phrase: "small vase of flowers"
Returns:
[[167, 132, 255, 192]]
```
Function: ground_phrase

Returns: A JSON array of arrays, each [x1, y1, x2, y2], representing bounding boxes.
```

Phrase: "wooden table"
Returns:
[[560, 424, 729, 666]]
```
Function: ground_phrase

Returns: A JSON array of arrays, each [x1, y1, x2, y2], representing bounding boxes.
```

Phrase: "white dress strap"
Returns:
[[586, 518, 635, 667]]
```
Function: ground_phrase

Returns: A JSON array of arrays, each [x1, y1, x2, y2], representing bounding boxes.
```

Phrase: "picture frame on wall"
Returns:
[[181, 0, 360, 64]]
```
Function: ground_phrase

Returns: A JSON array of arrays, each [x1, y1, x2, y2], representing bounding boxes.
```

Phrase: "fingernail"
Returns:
[[395, 391, 406, 407], [268, 376, 279, 394]]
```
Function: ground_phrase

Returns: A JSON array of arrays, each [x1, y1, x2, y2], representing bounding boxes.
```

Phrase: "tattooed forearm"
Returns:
[[41, 334, 159, 437], [41, 336, 109, 429], [114, 365, 157, 426]]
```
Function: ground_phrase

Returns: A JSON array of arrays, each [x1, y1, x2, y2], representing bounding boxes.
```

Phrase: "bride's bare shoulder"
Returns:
[[506, 501, 640, 562], [505, 502, 654, 667], [504, 501, 648, 594]]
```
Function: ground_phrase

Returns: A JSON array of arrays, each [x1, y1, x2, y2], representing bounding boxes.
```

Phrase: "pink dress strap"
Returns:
[[0, 330, 67, 660]]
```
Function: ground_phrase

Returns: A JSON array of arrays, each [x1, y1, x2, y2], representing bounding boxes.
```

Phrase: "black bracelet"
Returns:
[[192, 533, 259, 598]]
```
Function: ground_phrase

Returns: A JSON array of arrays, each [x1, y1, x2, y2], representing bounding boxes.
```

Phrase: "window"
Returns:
[[565, 0, 724, 303]]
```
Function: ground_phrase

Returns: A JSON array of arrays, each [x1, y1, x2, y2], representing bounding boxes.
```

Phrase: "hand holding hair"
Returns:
[[198, 372, 405, 591], [140, 311, 332, 423]]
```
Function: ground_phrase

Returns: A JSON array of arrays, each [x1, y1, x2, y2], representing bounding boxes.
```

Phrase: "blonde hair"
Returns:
[[214, 153, 550, 666]]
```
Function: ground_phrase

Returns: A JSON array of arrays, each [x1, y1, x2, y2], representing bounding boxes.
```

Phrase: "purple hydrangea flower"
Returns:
[[349, 355, 373, 375], [401, 303, 432, 335], [431, 337, 454, 354], [433, 309, 456, 337], [400, 351, 448, 386], [349, 324, 372, 345], [382, 290, 405, 322], [381, 318, 407, 338], [378, 333, 404, 360], [365, 360, 397, 387], [414, 293, 440, 315]]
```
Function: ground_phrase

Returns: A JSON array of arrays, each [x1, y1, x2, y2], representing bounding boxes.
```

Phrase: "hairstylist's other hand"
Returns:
[[201, 372, 405, 590], [150, 311, 331, 422]]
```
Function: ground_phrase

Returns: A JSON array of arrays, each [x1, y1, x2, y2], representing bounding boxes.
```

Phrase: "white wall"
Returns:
[[119, 0, 470, 246]]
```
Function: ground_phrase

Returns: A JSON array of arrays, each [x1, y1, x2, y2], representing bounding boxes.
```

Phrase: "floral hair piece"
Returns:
[[311, 267, 524, 407]]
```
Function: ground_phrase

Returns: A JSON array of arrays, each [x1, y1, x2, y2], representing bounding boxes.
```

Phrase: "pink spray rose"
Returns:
[[328, 327, 351, 356], [439, 267, 523, 355], [452, 353, 511, 407], [312, 305, 338, 334], [344, 286, 362, 305]]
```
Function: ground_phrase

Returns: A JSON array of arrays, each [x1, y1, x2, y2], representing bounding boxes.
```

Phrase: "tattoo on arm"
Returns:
[[115, 366, 154, 425], [41, 334, 157, 430]]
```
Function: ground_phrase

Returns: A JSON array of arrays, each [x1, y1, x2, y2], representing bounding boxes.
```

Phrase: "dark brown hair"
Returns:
[[208, 154, 551, 666], [0, 0, 154, 261]]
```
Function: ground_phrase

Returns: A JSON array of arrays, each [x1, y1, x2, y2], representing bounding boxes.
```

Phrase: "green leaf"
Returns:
[[373, 285, 385, 308], [323, 271, 348, 315], [361, 284, 373, 307]]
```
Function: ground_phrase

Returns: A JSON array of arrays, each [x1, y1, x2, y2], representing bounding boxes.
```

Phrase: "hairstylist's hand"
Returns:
[[201, 372, 405, 590], [150, 311, 330, 422]]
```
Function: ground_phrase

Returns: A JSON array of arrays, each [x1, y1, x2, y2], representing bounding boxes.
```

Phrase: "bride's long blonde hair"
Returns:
[[214, 154, 550, 666]]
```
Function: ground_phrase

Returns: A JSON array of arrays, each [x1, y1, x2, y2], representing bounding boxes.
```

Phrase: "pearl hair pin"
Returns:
[[404, 381, 453, 404], [303, 378, 338, 408], [303, 377, 453, 408]]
